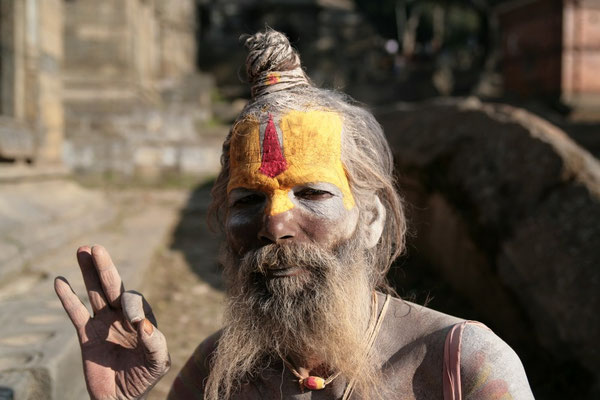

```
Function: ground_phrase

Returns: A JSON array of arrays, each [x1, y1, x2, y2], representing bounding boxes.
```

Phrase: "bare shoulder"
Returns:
[[378, 296, 463, 357], [376, 297, 463, 394], [460, 323, 534, 399], [167, 330, 223, 400], [380, 298, 534, 399], [384, 296, 463, 338]]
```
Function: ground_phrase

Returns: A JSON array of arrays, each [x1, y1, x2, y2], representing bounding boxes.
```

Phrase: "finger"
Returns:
[[91, 245, 124, 308], [122, 290, 157, 326], [54, 277, 91, 339], [142, 295, 157, 327], [138, 319, 171, 376], [76, 246, 108, 313]]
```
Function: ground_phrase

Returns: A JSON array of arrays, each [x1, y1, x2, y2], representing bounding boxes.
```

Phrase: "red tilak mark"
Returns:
[[259, 114, 288, 178], [267, 73, 280, 85]]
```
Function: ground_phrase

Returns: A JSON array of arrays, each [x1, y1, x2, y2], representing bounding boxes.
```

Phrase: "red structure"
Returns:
[[498, 0, 600, 115]]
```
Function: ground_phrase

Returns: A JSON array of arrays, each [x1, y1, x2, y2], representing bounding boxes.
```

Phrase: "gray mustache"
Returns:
[[242, 243, 336, 275]]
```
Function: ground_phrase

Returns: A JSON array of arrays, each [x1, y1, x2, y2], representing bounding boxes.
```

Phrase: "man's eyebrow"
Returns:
[[228, 188, 257, 196], [293, 182, 342, 193]]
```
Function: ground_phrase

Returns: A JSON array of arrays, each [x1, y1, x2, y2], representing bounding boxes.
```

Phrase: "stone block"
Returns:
[[179, 145, 221, 175], [0, 180, 116, 282], [377, 98, 600, 398], [161, 146, 178, 168], [0, 118, 34, 159], [134, 146, 163, 168]]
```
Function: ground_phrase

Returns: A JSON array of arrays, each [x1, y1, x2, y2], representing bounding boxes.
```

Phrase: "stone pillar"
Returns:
[[0, 1, 11, 117], [63, 0, 142, 105], [130, 0, 159, 93], [0, 0, 64, 164], [35, 0, 64, 164], [155, 0, 197, 80], [0, 0, 25, 120]]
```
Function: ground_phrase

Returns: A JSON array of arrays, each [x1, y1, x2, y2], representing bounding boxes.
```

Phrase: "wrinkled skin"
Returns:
[[54, 245, 170, 400], [226, 181, 360, 255]]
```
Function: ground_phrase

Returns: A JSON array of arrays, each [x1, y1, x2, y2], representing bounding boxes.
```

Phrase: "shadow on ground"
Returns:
[[169, 179, 224, 291]]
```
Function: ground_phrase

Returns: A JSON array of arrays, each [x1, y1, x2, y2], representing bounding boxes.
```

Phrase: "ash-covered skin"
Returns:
[[227, 181, 359, 256], [226, 108, 361, 255]]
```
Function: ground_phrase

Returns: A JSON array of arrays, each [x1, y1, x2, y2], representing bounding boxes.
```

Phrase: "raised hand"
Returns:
[[55, 245, 170, 400]]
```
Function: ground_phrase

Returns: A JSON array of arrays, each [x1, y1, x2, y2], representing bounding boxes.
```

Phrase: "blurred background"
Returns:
[[0, 0, 599, 399]]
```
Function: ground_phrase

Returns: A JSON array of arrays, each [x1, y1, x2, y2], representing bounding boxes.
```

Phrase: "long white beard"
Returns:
[[204, 239, 380, 399]]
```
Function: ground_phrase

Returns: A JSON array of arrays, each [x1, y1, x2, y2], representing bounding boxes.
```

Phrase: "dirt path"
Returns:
[[141, 184, 226, 399]]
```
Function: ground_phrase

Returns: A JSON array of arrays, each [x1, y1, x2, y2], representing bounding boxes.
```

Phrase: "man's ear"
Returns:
[[363, 196, 386, 249]]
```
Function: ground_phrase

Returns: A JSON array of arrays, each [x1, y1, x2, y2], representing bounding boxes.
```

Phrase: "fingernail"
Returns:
[[141, 318, 154, 336]]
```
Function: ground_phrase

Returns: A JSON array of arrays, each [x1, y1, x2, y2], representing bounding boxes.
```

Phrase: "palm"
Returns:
[[55, 246, 170, 400]]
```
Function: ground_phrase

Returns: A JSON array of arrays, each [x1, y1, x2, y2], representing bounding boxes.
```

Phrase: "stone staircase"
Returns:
[[0, 171, 189, 399]]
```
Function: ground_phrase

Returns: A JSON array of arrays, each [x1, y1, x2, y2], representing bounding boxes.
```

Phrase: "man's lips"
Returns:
[[265, 266, 302, 278]]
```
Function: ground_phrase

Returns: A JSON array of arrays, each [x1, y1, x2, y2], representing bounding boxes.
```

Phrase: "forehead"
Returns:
[[227, 109, 354, 209]]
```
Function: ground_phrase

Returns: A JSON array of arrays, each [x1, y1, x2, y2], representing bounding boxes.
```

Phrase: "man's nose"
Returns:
[[258, 211, 297, 244]]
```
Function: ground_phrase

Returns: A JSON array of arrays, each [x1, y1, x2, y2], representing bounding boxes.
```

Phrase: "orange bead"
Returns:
[[304, 376, 326, 390]]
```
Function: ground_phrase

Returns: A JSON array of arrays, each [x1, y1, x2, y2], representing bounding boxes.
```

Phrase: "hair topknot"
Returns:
[[243, 29, 300, 82], [210, 30, 406, 299], [242, 28, 310, 97]]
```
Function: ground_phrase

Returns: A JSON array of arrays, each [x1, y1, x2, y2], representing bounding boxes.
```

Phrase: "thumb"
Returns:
[[138, 319, 171, 376]]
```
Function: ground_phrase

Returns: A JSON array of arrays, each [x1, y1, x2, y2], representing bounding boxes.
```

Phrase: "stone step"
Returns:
[[0, 178, 116, 283], [0, 188, 188, 400]]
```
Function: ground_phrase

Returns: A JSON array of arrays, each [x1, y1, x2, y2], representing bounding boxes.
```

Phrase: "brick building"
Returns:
[[498, 0, 600, 113]]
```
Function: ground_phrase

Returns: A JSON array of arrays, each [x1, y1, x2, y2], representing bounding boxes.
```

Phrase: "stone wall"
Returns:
[[155, 0, 197, 79], [61, 0, 225, 179], [62, 0, 197, 100], [62, 75, 224, 179], [0, 0, 226, 176], [377, 98, 600, 399], [63, 0, 161, 104]]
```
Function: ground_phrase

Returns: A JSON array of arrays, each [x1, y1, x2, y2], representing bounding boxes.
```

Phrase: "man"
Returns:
[[55, 29, 534, 399]]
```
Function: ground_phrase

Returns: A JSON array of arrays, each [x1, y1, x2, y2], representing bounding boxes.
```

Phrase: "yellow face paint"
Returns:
[[228, 109, 355, 215]]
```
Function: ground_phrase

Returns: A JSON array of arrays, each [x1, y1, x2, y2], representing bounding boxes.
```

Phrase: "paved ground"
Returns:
[[142, 183, 225, 399], [0, 178, 225, 399]]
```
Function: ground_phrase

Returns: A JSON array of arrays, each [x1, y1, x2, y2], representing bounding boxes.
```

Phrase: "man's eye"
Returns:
[[232, 194, 263, 206], [295, 188, 333, 200]]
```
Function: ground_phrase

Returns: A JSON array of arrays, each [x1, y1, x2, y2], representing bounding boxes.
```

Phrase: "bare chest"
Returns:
[[227, 298, 455, 400], [230, 344, 445, 400]]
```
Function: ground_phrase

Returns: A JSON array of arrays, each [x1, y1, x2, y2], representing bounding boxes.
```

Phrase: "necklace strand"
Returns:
[[282, 292, 389, 393], [342, 294, 391, 399]]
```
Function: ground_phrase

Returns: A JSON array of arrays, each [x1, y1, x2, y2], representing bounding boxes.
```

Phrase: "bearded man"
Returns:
[[55, 29, 534, 399]]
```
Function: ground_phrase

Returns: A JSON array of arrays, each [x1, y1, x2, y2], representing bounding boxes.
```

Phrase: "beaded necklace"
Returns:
[[281, 292, 391, 398]]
